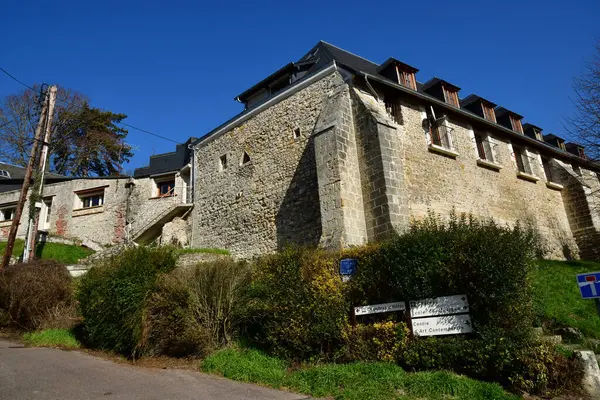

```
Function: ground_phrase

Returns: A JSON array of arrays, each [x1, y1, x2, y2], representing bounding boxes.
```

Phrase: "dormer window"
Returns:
[[578, 148, 586, 159], [510, 115, 523, 134], [482, 103, 496, 122], [398, 68, 416, 90], [377, 57, 419, 91], [443, 85, 460, 107], [532, 128, 543, 141]]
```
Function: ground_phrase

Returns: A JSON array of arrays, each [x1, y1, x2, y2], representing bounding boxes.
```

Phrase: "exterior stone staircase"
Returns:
[[129, 203, 193, 244]]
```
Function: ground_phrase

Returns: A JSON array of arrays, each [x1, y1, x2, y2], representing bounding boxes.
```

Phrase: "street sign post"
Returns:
[[409, 295, 469, 318], [412, 314, 473, 336], [409, 294, 472, 337], [339, 258, 357, 282], [576, 272, 600, 317], [354, 301, 406, 316], [577, 272, 600, 299]]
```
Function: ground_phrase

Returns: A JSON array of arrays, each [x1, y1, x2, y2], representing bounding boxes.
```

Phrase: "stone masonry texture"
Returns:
[[2, 65, 600, 260]]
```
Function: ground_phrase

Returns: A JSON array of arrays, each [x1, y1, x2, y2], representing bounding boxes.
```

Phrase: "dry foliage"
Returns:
[[0, 260, 74, 330]]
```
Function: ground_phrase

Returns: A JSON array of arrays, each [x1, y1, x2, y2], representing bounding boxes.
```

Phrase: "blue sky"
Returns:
[[1, 0, 599, 170]]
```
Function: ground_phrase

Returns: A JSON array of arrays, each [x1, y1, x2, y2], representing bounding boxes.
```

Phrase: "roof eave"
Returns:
[[360, 72, 599, 171]]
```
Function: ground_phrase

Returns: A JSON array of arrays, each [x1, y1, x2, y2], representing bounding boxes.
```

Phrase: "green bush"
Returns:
[[0, 260, 74, 330], [339, 321, 410, 362], [77, 246, 177, 357], [246, 247, 349, 359], [142, 259, 251, 357], [346, 211, 539, 338]]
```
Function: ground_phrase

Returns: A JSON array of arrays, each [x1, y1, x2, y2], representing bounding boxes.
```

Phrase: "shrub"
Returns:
[[142, 259, 251, 357], [0, 260, 73, 330], [246, 246, 349, 360], [399, 329, 582, 396], [340, 321, 410, 362], [77, 246, 177, 357], [344, 211, 539, 340]]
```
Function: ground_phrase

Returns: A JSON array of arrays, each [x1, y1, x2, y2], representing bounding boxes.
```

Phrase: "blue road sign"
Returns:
[[339, 258, 357, 276], [577, 272, 600, 299]]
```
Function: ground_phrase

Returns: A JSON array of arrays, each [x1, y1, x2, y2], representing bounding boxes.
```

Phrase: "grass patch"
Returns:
[[201, 347, 517, 400], [176, 247, 230, 256], [22, 328, 80, 349], [0, 239, 94, 264], [532, 260, 600, 339]]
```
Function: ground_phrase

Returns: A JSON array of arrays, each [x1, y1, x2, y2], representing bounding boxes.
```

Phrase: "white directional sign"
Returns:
[[409, 295, 469, 318], [412, 314, 473, 336], [354, 301, 406, 316]]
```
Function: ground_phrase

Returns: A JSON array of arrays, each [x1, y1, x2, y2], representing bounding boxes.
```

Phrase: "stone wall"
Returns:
[[313, 82, 367, 248], [126, 173, 189, 239], [192, 71, 347, 257], [0, 178, 130, 246], [397, 96, 577, 259], [352, 89, 409, 241]]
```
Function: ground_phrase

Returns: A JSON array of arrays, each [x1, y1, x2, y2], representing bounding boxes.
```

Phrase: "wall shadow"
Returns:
[[275, 137, 322, 250]]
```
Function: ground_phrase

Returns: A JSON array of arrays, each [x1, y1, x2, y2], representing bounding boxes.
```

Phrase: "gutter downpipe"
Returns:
[[363, 73, 379, 102]]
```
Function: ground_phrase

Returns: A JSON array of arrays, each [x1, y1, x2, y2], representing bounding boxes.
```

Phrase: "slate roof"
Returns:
[[194, 40, 597, 170], [133, 137, 196, 178], [0, 162, 69, 194], [460, 94, 497, 108], [421, 77, 461, 92], [0, 162, 65, 180], [495, 106, 524, 119]]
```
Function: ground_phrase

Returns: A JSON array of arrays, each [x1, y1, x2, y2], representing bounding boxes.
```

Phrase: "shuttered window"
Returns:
[[482, 104, 496, 122], [510, 116, 523, 133]]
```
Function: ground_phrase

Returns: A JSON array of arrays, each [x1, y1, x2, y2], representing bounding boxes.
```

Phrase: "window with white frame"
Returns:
[[474, 132, 495, 162], [0, 204, 16, 221], [82, 192, 104, 208], [75, 188, 105, 209], [513, 146, 533, 175]]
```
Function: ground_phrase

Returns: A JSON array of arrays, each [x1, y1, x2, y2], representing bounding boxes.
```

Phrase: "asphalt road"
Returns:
[[0, 340, 310, 400]]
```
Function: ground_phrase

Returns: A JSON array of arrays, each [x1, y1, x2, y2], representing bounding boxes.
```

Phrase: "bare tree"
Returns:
[[567, 40, 600, 161], [0, 85, 132, 176]]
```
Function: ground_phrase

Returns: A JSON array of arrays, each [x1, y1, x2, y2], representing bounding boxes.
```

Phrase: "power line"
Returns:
[[0, 66, 183, 145], [0, 66, 37, 91]]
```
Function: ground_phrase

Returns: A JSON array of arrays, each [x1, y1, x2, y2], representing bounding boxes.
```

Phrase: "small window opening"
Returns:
[[542, 157, 554, 182], [572, 163, 582, 176], [0, 170, 10, 178], [219, 154, 228, 171], [293, 127, 301, 139], [514, 146, 532, 175], [0, 206, 15, 221], [156, 179, 175, 197], [474, 132, 494, 162], [241, 151, 251, 165]]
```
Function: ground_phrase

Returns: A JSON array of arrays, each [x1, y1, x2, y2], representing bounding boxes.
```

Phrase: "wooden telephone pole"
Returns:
[[24, 85, 58, 262], [0, 87, 52, 269]]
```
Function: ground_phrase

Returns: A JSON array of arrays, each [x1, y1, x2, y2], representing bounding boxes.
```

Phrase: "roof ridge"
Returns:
[[319, 40, 380, 67]]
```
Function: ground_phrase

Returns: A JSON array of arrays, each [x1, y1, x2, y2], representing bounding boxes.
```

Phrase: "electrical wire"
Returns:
[[0, 66, 183, 145]]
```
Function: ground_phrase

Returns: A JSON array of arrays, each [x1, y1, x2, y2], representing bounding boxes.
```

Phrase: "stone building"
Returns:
[[1, 41, 599, 260], [189, 41, 600, 259], [0, 139, 194, 249]]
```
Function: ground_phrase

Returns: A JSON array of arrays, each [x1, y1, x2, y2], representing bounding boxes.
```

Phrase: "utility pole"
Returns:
[[0, 89, 50, 270], [24, 85, 57, 262]]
